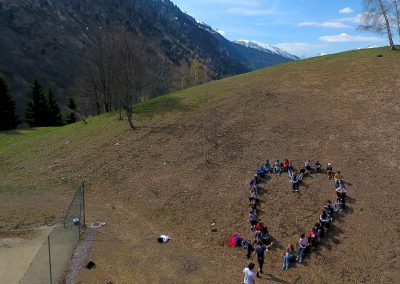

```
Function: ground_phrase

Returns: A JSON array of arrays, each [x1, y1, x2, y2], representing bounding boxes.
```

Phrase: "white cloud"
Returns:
[[339, 7, 353, 14], [335, 13, 369, 24], [275, 42, 325, 54], [298, 21, 351, 28], [319, 33, 383, 42]]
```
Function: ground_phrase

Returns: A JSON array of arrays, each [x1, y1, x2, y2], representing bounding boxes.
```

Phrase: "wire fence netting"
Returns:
[[19, 183, 85, 284]]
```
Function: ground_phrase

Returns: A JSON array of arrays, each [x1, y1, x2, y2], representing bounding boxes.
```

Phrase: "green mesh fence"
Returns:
[[19, 183, 85, 284]]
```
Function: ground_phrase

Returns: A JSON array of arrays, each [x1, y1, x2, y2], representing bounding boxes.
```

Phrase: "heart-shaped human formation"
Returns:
[[237, 159, 349, 279]]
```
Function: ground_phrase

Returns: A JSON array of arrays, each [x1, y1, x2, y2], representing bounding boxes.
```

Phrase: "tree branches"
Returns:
[[359, 0, 398, 50]]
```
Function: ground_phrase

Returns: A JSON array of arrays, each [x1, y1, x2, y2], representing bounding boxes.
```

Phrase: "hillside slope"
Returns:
[[1, 47, 400, 283], [0, 0, 293, 113]]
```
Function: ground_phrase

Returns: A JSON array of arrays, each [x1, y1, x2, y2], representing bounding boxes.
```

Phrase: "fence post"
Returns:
[[48, 235, 53, 284], [78, 187, 82, 238], [82, 181, 86, 227]]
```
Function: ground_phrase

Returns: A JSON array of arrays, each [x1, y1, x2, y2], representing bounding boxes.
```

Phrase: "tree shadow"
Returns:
[[1, 129, 23, 135]]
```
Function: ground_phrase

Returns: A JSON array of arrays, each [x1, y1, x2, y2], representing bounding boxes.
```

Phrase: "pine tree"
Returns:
[[0, 76, 18, 130], [46, 88, 63, 126], [67, 96, 77, 124], [24, 79, 49, 127]]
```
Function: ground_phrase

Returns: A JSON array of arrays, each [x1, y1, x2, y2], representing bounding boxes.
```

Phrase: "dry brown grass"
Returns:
[[1, 47, 400, 283]]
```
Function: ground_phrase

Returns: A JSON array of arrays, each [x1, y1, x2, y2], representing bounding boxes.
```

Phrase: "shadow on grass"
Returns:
[[263, 272, 290, 283], [0, 129, 23, 135]]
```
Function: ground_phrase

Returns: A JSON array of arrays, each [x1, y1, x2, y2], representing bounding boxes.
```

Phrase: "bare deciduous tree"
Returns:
[[359, 0, 396, 50], [76, 26, 172, 129], [393, 0, 400, 39]]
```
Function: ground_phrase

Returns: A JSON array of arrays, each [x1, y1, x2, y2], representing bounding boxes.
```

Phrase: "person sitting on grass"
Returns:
[[247, 241, 257, 260], [326, 163, 333, 179], [282, 159, 290, 172], [314, 161, 321, 173], [254, 220, 264, 240], [334, 198, 344, 212], [249, 198, 257, 212], [324, 200, 335, 215], [252, 174, 260, 185], [314, 221, 325, 238], [291, 172, 299, 192], [287, 162, 294, 178], [263, 160, 273, 173], [249, 210, 258, 231], [257, 165, 267, 178], [249, 177, 256, 189], [308, 227, 320, 247], [334, 171, 342, 187], [298, 168, 306, 182], [274, 160, 282, 176], [281, 244, 295, 271], [335, 183, 347, 208], [304, 161, 312, 174], [296, 234, 309, 263], [319, 210, 332, 229], [252, 182, 259, 195], [249, 188, 257, 201], [255, 226, 271, 246]]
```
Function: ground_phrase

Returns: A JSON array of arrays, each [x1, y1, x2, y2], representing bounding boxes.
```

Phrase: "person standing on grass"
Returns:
[[252, 241, 272, 277], [291, 172, 299, 192], [243, 262, 256, 284]]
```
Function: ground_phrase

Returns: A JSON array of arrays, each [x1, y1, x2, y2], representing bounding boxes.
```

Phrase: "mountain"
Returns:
[[0, 0, 295, 114], [234, 40, 300, 60]]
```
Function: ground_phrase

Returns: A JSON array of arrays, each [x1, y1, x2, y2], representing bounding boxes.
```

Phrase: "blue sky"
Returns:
[[171, 0, 396, 57]]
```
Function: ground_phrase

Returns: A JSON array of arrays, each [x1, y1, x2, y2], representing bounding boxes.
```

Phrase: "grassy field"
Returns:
[[1, 47, 400, 283]]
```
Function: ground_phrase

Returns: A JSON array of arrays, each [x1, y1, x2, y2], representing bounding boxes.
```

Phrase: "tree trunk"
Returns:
[[378, 0, 396, 50], [125, 106, 135, 130]]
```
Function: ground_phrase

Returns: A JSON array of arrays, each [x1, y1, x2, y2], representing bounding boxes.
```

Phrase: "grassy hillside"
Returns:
[[1, 47, 400, 283]]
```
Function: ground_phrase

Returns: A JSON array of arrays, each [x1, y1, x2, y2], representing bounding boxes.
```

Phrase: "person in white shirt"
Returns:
[[243, 262, 256, 284], [335, 184, 347, 208]]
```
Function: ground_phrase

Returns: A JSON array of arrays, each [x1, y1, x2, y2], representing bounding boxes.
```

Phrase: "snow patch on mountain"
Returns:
[[234, 40, 300, 60], [357, 45, 379, 50]]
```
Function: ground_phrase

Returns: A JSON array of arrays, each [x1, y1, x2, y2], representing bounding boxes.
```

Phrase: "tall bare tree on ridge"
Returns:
[[359, 0, 396, 50]]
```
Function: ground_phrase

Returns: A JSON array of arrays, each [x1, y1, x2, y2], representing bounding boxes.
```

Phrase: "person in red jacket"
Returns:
[[254, 220, 264, 241], [308, 227, 320, 247], [282, 159, 289, 171]]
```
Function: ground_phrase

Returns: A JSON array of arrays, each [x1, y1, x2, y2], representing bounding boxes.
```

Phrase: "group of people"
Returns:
[[257, 158, 326, 193], [243, 159, 348, 283], [284, 162, 348, 269], [245, 161, 278, 279]]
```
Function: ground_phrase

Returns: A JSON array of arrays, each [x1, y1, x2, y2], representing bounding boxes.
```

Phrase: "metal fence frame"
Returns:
[[20, 182, 86, 284]]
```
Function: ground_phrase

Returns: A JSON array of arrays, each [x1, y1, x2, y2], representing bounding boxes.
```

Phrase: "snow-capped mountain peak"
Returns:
[[233, 40, 299, 60]]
